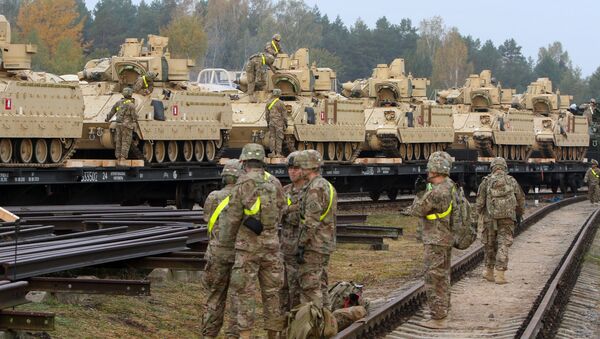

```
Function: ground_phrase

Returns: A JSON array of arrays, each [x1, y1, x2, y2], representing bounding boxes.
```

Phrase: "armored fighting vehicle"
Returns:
[[512, 78, 588, 160], [341, 58, 454, 161], [0, 15, 84, 166], [230, 48, 364, 162], [77, 35, 232, 163]]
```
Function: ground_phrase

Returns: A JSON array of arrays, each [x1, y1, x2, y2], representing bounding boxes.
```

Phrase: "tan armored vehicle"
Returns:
[[341, 58, 454, 161], [513, 78, 588, 160], [230, 48, 364, 161], [77, 35, 232, 163], [0, 15, 84, 166]]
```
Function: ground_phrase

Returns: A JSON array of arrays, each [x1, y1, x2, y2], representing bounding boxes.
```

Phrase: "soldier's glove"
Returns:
[[414, 176, 427, 194], [243, 216, 263, 236], [296, 246, 306, 264]]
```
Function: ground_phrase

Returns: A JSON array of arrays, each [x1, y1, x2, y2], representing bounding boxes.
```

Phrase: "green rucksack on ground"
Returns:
[[451, 185, 477, 249], [286, 302, 337, 339]]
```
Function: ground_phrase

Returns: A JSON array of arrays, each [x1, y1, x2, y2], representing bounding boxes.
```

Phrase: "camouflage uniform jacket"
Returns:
[[107, 98, 137, 129], [217, 169, 286, 253], [249, 53, 277, 73], [584, 167, 600, 186], [281, 183, 302, 256], [475, 171, 525, 221], [203, 185, 235, 250], [265, 97, 287, 125], [298, 175, 337, 255], [409, 177, 454, 246], [265, 40, 283, 56], [133, 75, 154, 94]]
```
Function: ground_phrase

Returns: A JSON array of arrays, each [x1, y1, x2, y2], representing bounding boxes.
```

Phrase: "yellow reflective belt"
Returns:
[[426, 201, 452, 220], [268, 98, 279, 110], [271, 40, 279, 54], [287, 196, 292, 206], [123, 100, 131, 104], [142, 76, 148, 88], [208, 196, 230, 234], [319, 183, 334, 221], [261, 54, 266, 65], [592, 169, 599, 178], [244, 196, 261, 216]]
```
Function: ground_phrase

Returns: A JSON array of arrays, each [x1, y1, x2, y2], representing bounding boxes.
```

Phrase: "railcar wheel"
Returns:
[[182, 141, 193, 162], [19, 138, 33, 163], [143, 142, 154, 163], [34, 139, 48, 164], [154, 141, 166, 163], [343, 142, 353, 161], [386, 188, 398, 201], [369, 191, 381, 202], [0, 139, 12, 163], [167, 140, 179, 162], [194, 140, 204, 162], [49, 139, 63, 163], [205, 140, 216, 161]]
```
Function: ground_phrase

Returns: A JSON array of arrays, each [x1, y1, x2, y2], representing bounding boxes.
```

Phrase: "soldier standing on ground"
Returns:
[[265, 33, 283, 56], [266, 88, 287, 158], [584, 159, 600, 205], [475, 157, 525, 284], [280, 151, 305, 312], [105, 87, 137, 163], [200, 160, 242, 339], [218, 143, 286, 339], [407, 153, 454, 328], [245, 53, 277, 103], [295, 150, 337, 309], [133, 71, 157, 95]]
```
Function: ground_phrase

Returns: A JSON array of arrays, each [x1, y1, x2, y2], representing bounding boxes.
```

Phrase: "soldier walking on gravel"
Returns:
[[217, 143, 286, 339], [266, 88, 287, 158], [245, 53, 277, 103], [407, 153, 454, 328], [584, 159, 600, 204], [200, 160, 242, 339], [265, 33, 283, 56], [133, 71, 157, 95], [105, 87, 137, 163], [476, 157, 525, 285], [295, 150, 337, 309]]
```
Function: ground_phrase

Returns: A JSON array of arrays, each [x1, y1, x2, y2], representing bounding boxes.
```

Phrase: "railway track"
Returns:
[[335, 196, 600, 338]]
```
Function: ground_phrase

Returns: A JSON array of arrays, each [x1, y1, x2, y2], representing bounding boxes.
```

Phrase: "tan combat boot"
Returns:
[[494, 269, 507, 284], [483, 267, 494, 282], [239, 330, 252, 339]]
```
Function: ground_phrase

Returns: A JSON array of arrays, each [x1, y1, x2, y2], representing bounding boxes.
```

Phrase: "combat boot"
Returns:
[[494, 269, 507, 284], [483, 267, 494, 282], [239, 330, 252, 339]]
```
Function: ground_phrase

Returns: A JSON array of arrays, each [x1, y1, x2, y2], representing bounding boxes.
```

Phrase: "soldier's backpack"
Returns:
[[286, 302, 338, 339], [485, 172, 517, 220], [328, 281, 365, 311], [242, 172, 282, 235], [451, 185, 477, 250], [332, 306, 368, 331]]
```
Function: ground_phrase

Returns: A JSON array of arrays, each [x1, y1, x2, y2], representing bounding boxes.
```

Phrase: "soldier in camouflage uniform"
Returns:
[[265, 33, 283, 56], [476, 157, 525, 284], [280, 151, 304, 312], [217, 143, 286, 339], [584, 159, 600, 204], [295, 150, 337, 309], [105, 87, 137, 163], [266, 88, 287, 158], [132, 71, 157, 95], [201, 160, 242, 339], [245, 53, 277, 103], [407, 154, 454, 328]]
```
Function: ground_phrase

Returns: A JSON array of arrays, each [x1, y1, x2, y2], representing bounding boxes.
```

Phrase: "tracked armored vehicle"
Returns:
[[231, 48, 364, 162], [0, 15, 84, 167], [77, 35, 232, 163], [341, 58, 454, 161]]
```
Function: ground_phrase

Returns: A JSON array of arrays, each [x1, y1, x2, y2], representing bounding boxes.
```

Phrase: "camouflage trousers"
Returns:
[[298, 250, 331, 309], [114, 124, 133, 160], [423, 244, 452, 320], [481, 218, 514, 271], [268, 118, 285, 155], [245, 60, 266, 96], [280, 254, 301, 312], [230, 248, 284, 331], [201, 248, 238, 337], [588, 183, 600, 203]]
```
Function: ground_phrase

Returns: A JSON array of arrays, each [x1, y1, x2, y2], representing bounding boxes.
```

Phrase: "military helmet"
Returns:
[[222, 159, 242, 177], [294, 150, 322, 169], [272, 33, 281, 42], [287, 151, 301, 167], [490, 157, 508, 170], [147, 71, 157, 79], [239, 143, 265, 161], [429, 151, 453, 168], [122, 87, 133, 98], [426, 154, 451, 175], [592, 159, 599, 166], [272, 88, 282, 97]]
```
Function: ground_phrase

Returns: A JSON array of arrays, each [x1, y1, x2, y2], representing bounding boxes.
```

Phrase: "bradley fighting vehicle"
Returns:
[[341, 58, 454, 161], [0, 15, 84, 166], [77, 35, 232, 163], [231, 48, 364, 162], [512, 78, 588, 161]]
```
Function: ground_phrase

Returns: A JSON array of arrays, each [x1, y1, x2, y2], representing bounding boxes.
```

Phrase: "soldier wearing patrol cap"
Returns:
[[265, 33, 283, 56], [584, 159, 600, 204], [217, 143, 286, 339], [105, 87, 137, 163], [201, 159, 242, 338], [294, 149, 337, 309], [133, 71, 157, 95], [266, 88, 287, 158]]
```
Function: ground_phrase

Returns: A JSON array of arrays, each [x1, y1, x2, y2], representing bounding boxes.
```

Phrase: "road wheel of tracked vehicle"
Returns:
[[520, 146, 528, 161], [205, 140, 216, 161], [296, 142, 306, 151], [143, 142, 154, 163], [414, 144, 422, 160], [562, 147, 568, 161], [569, 147, 576, 161], [503, 145, 510, 159], [0, 139, 12, 163], [49, 139, 63, 163], [167, 141, 179, 162], [399, 144, 407, 160], [335, 143, 344, 161], [154, 141, 166, 163], [182, 141, 193, 162], [315, 142, 324, 156], [423, 143, 430, 160], [326, 142, 336, 160], [406, 144, 414, 161], [194, 140, 204, 162], [343, 142, 353, 161], [34, 139, 48, 164], [508, 145, 515, 160], [19, 138, 33, 163]]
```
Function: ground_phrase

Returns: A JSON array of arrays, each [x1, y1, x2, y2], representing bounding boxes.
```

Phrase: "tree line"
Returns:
[[2, 0, 598, 104]]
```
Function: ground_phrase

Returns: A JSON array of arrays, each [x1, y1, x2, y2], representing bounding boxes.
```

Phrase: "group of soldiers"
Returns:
[[200, 143, 337, 338]]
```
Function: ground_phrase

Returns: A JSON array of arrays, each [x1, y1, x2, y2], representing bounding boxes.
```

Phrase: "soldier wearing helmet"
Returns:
[[584, 159, 600, 205], [293, 150, 337, 310], [279, 151, 305, 312], [265, 33, 283, 56], [133, 71, 157, 95], [406, 153, 455, 328], [266, 88, 288, 158], [105, 87, 137, 164], [245, 52, 277, 103], [475, 157, 524, 285], [217, 143, 286, 338], [201, 159, 242, 338]]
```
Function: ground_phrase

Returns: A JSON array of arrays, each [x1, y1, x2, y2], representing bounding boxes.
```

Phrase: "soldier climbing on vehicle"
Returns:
[[245, 53, 277, 103], [133, 71, 157, 95], [266, 88, 287, 158], [265, 33, 283, 56], [105, 87, 137, 164]]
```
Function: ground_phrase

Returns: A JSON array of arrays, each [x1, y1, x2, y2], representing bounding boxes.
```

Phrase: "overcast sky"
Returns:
[[85, 0, 597, 76]]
